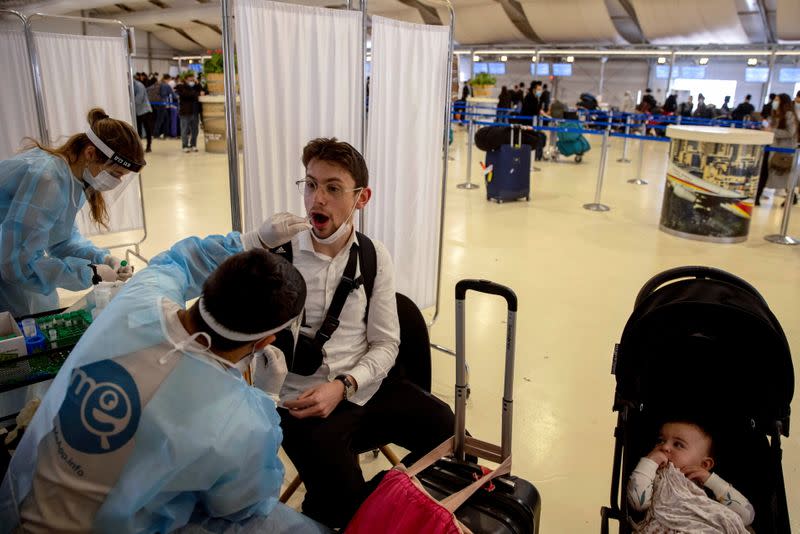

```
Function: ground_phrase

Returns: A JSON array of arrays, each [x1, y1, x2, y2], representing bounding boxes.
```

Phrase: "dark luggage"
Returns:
[[417, 280, 541, 534], [484, 126, 531, 203], [475, 126, 543, 152]]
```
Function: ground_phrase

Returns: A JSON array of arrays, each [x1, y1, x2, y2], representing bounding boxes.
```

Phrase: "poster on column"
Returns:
[[660, 138, 764, 242]]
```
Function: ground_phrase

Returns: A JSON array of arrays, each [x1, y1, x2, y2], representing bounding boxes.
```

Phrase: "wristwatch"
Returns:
[[335, 375, 356, 401]]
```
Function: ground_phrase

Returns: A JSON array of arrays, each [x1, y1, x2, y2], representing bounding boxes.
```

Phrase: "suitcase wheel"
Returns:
[[575, 155, 583, 163]]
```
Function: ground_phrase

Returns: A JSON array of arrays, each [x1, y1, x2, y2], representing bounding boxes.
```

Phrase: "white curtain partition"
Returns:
[[365, 17, 449, 309], [235, 0, 363, 229], [0, 30, 39, 160], [34, 32, 144, 236]]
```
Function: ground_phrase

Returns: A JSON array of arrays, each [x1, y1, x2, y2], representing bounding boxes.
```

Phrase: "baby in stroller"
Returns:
[[627, 418, 755, 531]]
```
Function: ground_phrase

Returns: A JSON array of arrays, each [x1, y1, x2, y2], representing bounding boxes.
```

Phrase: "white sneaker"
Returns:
[[159, 134, 165, 140], [191, 147, 198, 152], [182, 147, 190, 153]]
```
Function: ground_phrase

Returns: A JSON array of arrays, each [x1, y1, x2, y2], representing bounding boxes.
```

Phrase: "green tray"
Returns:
[[36, 310, 92, 350]]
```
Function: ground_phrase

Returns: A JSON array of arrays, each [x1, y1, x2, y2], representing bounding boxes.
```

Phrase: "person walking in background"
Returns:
[[175, 72, 204, 153], [540, 84, 551, 114], [497, 86, 512, 123], [133, 74, 154, 153], [731, 95, 754, 122], [154, 74, 176, 139], [794, 91, 800, 119], [621, 91, 635, 113], [758, 93, 799, 207], [761, 93, 776, 120], [663, 91, 678, 114], [679, 95, 694, 117]]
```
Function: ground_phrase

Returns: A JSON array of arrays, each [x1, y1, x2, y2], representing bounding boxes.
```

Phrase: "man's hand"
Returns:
[[646, 447, 669, 467], [284, 381, 345, 419], [681, 465, 711, 486]]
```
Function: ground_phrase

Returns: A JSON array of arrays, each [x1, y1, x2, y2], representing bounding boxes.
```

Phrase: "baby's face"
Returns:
[[655, 422, 713, 470]]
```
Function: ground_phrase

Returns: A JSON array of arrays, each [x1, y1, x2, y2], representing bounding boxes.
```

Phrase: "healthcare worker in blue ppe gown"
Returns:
[[0, 107, 143, 317], [0, 223, 313, 533]]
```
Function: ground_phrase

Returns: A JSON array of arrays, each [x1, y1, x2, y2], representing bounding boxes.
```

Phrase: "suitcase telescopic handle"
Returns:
[[454, 279, 518, 462]]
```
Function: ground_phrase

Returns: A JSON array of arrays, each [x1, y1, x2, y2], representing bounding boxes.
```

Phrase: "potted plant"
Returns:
[[199, 50, 242, 153], [202, 51, 225, 95], [469, 72, 496, 97]]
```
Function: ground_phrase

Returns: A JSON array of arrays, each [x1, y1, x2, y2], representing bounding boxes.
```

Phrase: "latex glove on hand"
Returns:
[[104, 255, 134, 281], [250, 345, 289, 404], [92, 263, 118, 283], [241, 212, 311, 250]]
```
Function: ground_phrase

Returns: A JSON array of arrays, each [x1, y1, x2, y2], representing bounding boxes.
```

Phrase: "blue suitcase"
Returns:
[[485, 126, 531, 203]]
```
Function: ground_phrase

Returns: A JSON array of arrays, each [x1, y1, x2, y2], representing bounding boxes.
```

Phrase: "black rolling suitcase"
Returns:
[[418, 280, 541, 533], [485, 126, 531, 203]]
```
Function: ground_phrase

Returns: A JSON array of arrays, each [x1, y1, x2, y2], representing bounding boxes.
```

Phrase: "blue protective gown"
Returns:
[[0, 233, 285, 533], [0, 148, 110, 316]]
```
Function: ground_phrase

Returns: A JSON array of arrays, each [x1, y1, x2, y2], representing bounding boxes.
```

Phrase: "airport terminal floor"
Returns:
[[65, 128, 799, 532]]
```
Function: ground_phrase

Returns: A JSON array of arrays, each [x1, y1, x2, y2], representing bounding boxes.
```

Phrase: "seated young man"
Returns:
[[247, 138, 455, 528], [0, 231, 307, 533]]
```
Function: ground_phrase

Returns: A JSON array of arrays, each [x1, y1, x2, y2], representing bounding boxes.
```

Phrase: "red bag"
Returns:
[[345, 438, 512, 534]]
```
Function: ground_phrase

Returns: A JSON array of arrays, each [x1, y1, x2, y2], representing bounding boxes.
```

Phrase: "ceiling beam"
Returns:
[[495, 0, 543, 43], [616, 0, 647, 44], [192, 18, 222, 35], [754, 0, 775, 43], [114, 5, 220, 26], [397, 0, 442, 25], [157, 22, 205, 48]]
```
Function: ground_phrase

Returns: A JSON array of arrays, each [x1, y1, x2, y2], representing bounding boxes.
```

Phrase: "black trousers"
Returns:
[[755, 152, 770, 204], [279, 379, 455, 529], [136, 111, 155, 150]]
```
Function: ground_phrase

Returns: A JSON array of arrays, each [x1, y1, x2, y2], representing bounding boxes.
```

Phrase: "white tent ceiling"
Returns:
[[0, 0, 793, 52]]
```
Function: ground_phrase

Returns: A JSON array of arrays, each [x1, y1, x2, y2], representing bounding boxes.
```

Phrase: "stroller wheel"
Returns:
[[575, 154, 583, 163]]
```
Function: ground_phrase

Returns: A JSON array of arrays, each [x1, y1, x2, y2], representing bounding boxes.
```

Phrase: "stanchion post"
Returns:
[[765, 148, 800, 245], [583, 129, 611, 212], [627, 123, 649, 185], [457, 110, 480, 190], [531, 115, 541, 172], [617, 115, 631, 163]]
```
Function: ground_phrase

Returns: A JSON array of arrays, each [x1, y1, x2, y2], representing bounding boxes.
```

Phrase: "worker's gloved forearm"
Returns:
[[241, 213, 311, 250], [251, 345, 288, 403]]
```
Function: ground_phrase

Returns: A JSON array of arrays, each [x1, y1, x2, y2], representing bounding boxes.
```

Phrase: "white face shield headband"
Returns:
[[198, 298, 303, 344], [85, 125, 144, 173]]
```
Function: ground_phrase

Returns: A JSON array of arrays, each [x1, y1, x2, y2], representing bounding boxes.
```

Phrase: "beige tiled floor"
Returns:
[[81, 130, 799, 531]]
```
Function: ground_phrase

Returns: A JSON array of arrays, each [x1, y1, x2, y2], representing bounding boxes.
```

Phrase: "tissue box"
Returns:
[[0, 312, 27, 362]]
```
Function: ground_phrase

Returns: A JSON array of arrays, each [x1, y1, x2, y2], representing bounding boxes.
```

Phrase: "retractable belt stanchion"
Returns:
[[583, 127, 611, 212], [457, 107, 480, 190], [627, 123, 649, 185], [617, 115, 631, 163], [765, 147, 800, 245]]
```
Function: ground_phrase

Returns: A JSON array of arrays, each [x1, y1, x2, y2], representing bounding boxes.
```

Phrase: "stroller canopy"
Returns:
[[613, 267, 793, 436]]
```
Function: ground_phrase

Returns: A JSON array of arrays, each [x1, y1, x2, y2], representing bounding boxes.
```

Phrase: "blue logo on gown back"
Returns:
[[59, 360, 142, 454]]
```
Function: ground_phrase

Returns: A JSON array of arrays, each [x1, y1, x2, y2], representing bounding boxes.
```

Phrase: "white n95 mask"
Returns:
[[83, 167, 121, 192]]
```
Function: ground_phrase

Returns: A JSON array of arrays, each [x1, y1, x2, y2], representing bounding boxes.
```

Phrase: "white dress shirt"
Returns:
[[279, 229, 400, 406]]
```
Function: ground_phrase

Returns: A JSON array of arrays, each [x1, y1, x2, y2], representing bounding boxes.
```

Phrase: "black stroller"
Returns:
[[600, 266, 794, 533]]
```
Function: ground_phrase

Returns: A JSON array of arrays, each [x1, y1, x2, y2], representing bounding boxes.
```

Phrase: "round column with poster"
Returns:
[[660, 125, 774, 243]]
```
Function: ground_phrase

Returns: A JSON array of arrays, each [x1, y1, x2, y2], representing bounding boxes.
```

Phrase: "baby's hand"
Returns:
[[646, 448, 668, 467], [681, 465, 711, 486]]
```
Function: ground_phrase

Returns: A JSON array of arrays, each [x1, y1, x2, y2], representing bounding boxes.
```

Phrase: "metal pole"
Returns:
[[125, 27, 137, 127], [358, 0, 368, 230], [618, 115, 631, 163], [598, 56, 607, 99], [765, 148, 800, 245], [221, 0, 242, 232], [22, 16, 49, 144], [763, 51, 776, 108], [666, 52, 675, 94], [457, 116, 479, 189], [583, 129, 611, 211], [428, 0, 455, 327], [531, 115, 541, 172], [628, 124, 649, 185]]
